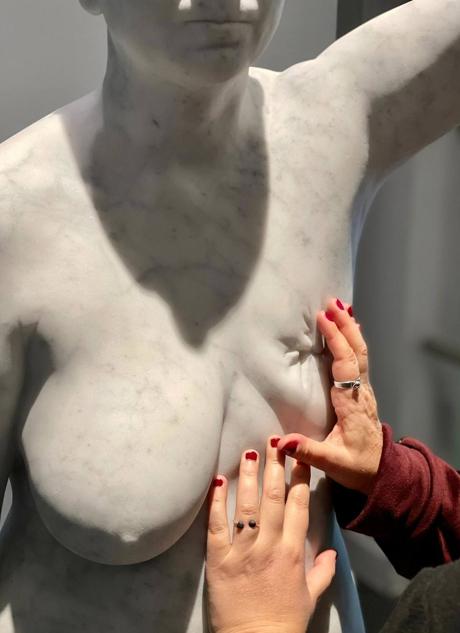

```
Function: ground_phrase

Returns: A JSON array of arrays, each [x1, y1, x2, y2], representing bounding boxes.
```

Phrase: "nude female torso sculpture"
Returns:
[[1, 1, 459, 632]]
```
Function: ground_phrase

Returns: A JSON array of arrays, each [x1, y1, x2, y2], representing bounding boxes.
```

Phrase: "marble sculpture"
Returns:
[[0, 1, 459, 632]]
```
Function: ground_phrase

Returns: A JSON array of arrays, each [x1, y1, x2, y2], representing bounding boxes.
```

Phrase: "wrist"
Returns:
[[218, 628, 299, 633], [354, 425, 384, 495], [217, 621, 305, 633]]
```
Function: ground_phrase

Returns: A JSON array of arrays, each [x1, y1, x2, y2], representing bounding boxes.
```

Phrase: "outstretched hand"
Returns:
[[206, 439, 337, 633], [279, 298, 383, 495]]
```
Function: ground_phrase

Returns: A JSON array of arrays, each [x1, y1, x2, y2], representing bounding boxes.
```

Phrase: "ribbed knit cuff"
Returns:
[[333, 423, 422, 537]]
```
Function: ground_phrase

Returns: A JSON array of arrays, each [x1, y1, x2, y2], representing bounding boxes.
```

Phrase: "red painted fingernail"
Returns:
[[212, 478, 224, 488], [325, 311, 335, 322], [282, 441, 299, 455], [348, 306, 354, 317], [336, 299, 345, 310], [245, 451, 258, 461], [270, 437, 281, 448]]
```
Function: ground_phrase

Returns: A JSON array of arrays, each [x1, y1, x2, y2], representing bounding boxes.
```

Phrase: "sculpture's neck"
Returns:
[[101, 37, 251, 163]]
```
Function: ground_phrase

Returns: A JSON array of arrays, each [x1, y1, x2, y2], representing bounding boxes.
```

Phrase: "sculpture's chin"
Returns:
[[177, 49, 252, 86]]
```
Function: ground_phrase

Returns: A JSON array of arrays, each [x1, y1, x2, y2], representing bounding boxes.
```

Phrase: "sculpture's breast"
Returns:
[[21, 301, 225, 565], [216, 140, 356, 441], [222, 299, 334, 444]]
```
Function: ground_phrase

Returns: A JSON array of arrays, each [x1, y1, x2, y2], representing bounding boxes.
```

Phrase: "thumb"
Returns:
[[306, 549, 337, 605], [278, 434, 341, 472]]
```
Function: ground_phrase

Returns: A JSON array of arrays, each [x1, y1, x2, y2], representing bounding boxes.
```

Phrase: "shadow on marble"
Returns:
[[61, 78, 269, 348], [0, 493, 208, 633]]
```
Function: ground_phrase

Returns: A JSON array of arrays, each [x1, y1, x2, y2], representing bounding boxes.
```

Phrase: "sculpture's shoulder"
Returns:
[[0, 95, 97, 315], [252, 57, 363, 120], [1, 94, 94, 199], [252, 58, 368, 148], [247, 65, 280, 109], [249, 65, 279, 86], [0, 93, 95, 240], [0, 117, 60, 265], [280, 57, 361, 109]]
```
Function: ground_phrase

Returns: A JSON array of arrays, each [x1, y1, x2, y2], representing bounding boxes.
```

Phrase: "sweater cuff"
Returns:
[[333, 423, 415, 536]]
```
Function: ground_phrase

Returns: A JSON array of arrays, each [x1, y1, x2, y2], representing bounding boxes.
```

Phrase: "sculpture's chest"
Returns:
[[16, 113, 365, 564]]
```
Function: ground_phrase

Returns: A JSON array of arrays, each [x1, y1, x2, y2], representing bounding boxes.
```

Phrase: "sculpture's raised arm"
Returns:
[[319, 0, 460, 174]]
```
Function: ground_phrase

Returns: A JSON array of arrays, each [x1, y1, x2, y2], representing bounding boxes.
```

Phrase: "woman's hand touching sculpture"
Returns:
[[279, 299, 383, 495], [206, 442, 337, 633], [2, 1, 460, 632]]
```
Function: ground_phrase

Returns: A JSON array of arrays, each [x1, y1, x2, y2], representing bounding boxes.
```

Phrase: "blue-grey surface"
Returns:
[[0, 1, 460, 626]]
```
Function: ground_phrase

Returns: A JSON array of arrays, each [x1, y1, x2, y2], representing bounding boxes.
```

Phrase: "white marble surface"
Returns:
[[0, 1, 460, 632]]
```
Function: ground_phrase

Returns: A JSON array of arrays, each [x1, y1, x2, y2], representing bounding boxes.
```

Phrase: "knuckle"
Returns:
[[239, 503, 259, 517], [265, 487, 285, 504], [341, 349, 358, 364], [358, 345, 368, 359], [208, 522, 228, 536], [334, 402, 352, 418], [330, 391, 347, 408], [282, 542, 304, 565], [289, 490, 309, 510], [296, 443, 310, 460]]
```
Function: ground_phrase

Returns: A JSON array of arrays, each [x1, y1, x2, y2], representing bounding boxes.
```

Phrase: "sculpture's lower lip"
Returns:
[[197, 42, 241, 50], [185, 21, 250, 49]]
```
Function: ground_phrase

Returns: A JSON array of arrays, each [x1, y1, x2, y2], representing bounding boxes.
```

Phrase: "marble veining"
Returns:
[[1, 1, 460, 632]]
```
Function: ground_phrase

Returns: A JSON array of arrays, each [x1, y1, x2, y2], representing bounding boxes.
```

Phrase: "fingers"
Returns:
[[259, 437, 286, 542], [283, 461, 310, 548], [233, 450, 260, 544], [318, 298, 369, 382], [306, 550, 337, 605], [277, 434, 342, 473], [207, 476, 231, 566], [317, 313, 360, 384]]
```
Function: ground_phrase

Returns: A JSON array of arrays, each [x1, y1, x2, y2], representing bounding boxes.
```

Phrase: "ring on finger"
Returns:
[[233, 519, 259, 530], [334, 377, 361, 390]]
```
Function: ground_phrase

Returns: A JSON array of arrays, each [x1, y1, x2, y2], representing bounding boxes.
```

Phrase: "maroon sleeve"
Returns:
[[333, 423, 460, 579]]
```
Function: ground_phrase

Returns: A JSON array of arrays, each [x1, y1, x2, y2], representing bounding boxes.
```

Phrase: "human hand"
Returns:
[[278, 298, 383, 495], [206, 439, 337, 633]]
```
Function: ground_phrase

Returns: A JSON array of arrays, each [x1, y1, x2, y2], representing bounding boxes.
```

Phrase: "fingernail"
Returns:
[[270, 437, 281, 448], [282, 441, 299, 456], [336, 299, 345, 310], [245, 451, 258, 461], [296, 460, 308, 469], [212, 478, 224, 488], [348, 306, 354, 318], [325, 311, 335, 322]]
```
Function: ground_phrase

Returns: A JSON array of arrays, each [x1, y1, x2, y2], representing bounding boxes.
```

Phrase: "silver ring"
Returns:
[[334, 377, 361, 390]]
